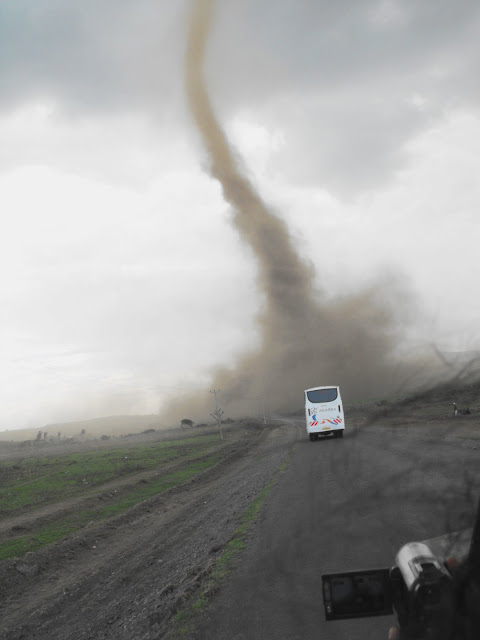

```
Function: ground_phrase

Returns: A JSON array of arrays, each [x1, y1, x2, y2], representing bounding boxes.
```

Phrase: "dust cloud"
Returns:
[[163, 0, 435, 423]]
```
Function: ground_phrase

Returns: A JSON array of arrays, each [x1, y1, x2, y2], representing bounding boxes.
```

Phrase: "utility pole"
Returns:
[[211, 389, 220, 412], [210, 389, 224, 440]]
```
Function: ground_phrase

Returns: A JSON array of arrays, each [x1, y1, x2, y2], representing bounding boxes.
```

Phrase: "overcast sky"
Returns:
[[1, 0, 480, 431]]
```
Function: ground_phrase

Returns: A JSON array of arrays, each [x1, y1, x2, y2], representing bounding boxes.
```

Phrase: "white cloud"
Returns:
[[0, 161, 260, 429]]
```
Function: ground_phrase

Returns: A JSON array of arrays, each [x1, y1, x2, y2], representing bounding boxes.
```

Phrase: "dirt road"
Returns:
[[194, 418, 480, 640], [0, 414, 479, 640]]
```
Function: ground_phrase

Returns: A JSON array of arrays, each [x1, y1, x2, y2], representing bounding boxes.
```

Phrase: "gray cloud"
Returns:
[[2, 0, 480, 195], [1, 0, 479, 429], [208, 0, 480, 193], [0, 0, 187, 115]]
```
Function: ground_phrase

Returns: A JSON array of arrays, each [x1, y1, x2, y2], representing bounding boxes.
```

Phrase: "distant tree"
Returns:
[[43, 431, 48, 440], [210, 407, 224, 440], [57, 432, 61, 438], [35, 431, 42, 441], [180, 419, 194, 429], [80, 428, 86, 436], [100, 434, 110, 440], [210, 389, 224, 440]]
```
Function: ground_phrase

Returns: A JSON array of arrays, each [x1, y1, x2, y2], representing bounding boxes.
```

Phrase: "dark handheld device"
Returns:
[[322, 499, 480, 639]]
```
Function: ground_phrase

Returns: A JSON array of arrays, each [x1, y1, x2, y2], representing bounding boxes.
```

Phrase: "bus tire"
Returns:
[[309, 434, 315, 442], [338, 431, 344, 438]]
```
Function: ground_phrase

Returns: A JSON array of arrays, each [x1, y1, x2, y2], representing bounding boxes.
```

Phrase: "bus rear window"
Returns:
[[307, 388, 338, 403]]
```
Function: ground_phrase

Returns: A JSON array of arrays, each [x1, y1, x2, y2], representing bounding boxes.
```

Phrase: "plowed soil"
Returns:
[[0, 420, 299, 639]]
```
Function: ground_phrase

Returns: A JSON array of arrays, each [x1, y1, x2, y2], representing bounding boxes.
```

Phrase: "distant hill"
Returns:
[[0, 415, 167, 442]]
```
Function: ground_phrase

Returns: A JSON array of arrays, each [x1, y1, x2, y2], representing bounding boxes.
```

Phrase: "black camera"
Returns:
[[322, 542, 454, 637], [322, 497, 480, 639]]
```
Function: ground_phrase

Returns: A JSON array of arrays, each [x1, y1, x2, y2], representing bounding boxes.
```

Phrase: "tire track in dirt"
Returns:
[[0, 421, 299, 640], [0, 430, 249, 542]]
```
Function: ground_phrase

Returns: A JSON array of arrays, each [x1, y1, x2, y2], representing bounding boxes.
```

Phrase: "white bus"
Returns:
[[304, 386, 345, 441]]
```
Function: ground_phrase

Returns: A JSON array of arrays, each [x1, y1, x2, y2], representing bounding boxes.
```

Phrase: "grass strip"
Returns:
[[0, 454, 222, 562], [169, 451, 293, 638], [0, 435, 221, 514]]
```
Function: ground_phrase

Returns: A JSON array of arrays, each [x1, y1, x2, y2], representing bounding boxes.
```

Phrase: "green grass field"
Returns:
[[0, 433, 228, 561], [0, 435, 221, 514]]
